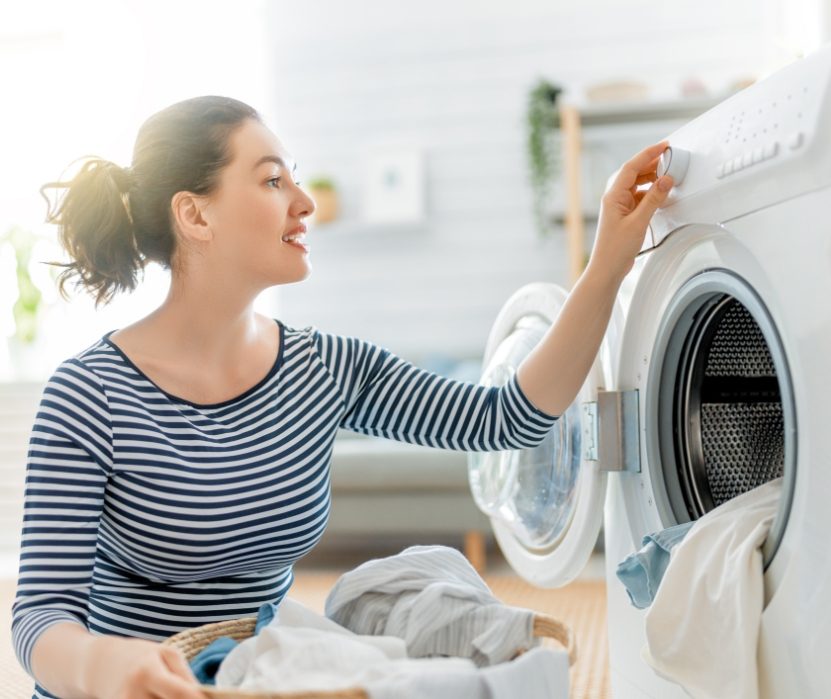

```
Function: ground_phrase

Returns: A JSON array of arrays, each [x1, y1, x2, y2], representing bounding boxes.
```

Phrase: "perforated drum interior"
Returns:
[[655, 271, 796, 568], [681, 298, 784, 513]]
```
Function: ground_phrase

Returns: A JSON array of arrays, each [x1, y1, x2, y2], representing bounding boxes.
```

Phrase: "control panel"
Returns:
[[646, 46, 831, 249]]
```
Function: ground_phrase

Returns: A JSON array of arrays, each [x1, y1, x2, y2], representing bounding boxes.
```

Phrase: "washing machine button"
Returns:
[[787, 131, 804, 150], [657, 146, 691, 186]]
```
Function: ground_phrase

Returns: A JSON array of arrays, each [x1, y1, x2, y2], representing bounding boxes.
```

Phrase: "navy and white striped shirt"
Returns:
[[11, 319, 558, 698]]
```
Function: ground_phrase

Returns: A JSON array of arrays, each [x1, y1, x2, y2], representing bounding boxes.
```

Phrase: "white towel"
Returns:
[[643, 477, 783, 699]]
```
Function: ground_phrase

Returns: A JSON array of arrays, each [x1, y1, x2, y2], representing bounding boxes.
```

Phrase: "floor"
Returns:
[[0, 547, 610, 699]]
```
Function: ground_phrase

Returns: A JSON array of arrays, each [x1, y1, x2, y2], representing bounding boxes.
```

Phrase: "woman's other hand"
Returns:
[[588, 141, 674, 282], [84, 636, 207, 699]]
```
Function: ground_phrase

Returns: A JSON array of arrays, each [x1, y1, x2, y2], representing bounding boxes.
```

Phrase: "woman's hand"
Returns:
[[84, 636, 207, 699], [587, 140, 674, 282]]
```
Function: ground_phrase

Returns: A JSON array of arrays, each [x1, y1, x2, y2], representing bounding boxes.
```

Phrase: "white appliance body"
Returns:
[[471, 45, 831, 698]]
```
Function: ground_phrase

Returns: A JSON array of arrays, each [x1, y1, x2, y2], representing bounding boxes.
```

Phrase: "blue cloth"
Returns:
[[190, 636, 239, 685], [615, 521, 695, 609], [190, 601, 280, 685], [255, 600, 281, 633]]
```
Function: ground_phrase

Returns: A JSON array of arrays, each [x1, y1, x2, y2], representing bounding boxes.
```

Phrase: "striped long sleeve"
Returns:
[[11, 359, 112, 680], [311, 328, 559, 450]]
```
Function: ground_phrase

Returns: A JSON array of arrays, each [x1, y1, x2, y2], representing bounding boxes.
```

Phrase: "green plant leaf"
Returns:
[[306, 176, 336, 191], [526, 78, 563, 238], [2, 225, 46, 343]]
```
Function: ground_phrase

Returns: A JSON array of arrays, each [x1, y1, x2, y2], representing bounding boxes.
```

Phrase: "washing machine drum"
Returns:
[[660, 294, 788, 520], [655, 272, 797, 566]]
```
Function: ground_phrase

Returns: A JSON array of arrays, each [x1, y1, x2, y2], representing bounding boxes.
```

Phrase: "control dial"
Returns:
[[657, 146, 690, 186]]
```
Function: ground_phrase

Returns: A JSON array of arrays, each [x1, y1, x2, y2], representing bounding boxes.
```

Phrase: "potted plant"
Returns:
[[1, 225, 52, 379], [2, 226, 43, 344], [306, 176, 339, 224], [526, 78, 564, 238]]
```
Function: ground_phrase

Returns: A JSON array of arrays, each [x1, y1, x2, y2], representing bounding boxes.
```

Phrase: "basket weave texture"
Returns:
[[163, 612, 576, 699]]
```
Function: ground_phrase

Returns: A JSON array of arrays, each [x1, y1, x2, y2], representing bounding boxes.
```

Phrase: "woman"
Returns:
[[11, 95, 672, 699]]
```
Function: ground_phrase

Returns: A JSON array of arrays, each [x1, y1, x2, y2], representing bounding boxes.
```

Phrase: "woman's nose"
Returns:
[[294, 185, 316, 218]]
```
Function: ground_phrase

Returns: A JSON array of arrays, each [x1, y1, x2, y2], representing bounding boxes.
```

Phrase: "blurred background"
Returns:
[[1, 0, 829, 569], [1, 0, 827, 378]]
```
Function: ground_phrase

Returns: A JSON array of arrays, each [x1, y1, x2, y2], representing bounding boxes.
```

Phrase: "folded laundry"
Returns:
[[324, 545, 537, 667], [616, 520, 695, 609], [642, 477, 783, 699]]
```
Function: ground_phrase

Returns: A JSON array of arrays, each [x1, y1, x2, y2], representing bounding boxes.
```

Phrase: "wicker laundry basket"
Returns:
[[163, 612, 577, 699]]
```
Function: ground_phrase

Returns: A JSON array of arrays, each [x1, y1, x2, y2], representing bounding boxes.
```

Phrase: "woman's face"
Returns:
[[200, 118, 316, 289]]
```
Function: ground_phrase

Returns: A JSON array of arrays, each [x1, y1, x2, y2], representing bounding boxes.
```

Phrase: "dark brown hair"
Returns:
[[40, 96, 261, 307]]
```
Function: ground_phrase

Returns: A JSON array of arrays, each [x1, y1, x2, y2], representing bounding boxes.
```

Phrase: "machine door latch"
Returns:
[[582, 389, 641, 473]]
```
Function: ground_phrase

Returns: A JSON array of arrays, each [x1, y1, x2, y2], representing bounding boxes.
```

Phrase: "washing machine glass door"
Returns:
[[469, 282, 615, 587]]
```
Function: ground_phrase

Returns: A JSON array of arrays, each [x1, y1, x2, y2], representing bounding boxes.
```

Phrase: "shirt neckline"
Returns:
[[102, 318, 285, 409]]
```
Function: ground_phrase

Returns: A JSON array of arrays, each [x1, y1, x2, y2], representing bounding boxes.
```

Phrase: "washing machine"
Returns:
[[469, 45, 831, 698]]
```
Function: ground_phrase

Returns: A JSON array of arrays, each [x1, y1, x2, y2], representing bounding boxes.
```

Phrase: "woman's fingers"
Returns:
[[611, 141, 668, 191], [146, 670, 206, 699], [160, 646, 199, 682], [155, 647, 206, 698], [629, 171, 658, 199], [629, 174, 674, 230], [632, 171, 658, 187], [636, 154, 664, 176]]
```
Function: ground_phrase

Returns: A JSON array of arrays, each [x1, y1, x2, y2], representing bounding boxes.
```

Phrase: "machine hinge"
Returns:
[[582, 389, 641, 473], [582, 401, 598, 462]]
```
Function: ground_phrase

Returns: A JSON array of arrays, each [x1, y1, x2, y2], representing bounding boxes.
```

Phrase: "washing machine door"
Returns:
[[469, 282, 621, 587]]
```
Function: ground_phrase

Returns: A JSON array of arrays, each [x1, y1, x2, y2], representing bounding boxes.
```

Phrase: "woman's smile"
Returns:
[[282, 223, 309, 253]]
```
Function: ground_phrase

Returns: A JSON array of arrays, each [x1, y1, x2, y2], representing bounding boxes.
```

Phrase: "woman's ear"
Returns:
[[171, 191, 213, 243]]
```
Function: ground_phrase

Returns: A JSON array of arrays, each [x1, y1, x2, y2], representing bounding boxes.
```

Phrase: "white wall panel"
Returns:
[[267, 0, 782, 362]]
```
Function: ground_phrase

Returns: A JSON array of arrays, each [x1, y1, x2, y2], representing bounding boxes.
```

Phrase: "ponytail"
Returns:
[[41, 158, 142, 308], [41, 95, 262, 307]]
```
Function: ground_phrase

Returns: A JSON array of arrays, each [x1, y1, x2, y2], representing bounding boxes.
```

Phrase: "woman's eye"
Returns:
[[267, 178, 302, 188]]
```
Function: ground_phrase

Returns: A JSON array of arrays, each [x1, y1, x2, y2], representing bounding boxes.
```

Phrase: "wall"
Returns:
[[265, 0, 794, 365]]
